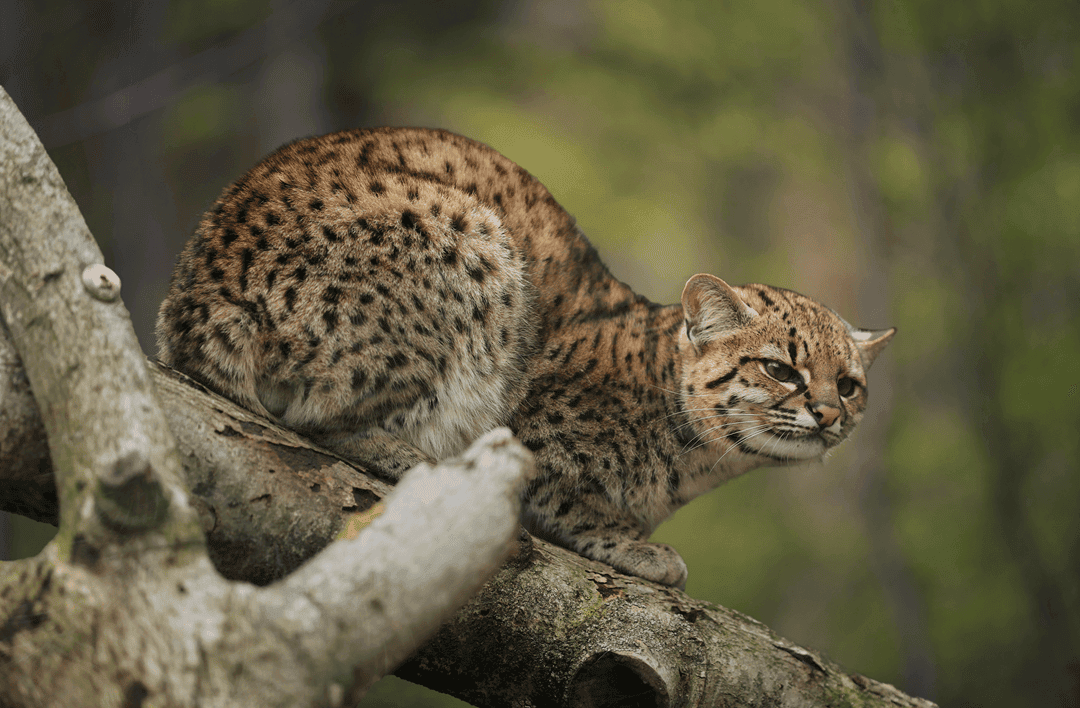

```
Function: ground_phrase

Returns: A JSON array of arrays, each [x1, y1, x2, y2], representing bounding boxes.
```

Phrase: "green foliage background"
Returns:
[[3, 1, 1078, 706]]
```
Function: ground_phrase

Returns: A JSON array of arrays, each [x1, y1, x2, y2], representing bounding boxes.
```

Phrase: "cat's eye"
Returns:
[[764, 361, 799, 383], [837, 377, 858, 397]]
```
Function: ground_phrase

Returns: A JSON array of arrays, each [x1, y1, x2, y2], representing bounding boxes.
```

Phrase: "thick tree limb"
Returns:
[[0, 86, 936, 707], [0, 353, 938, 707]]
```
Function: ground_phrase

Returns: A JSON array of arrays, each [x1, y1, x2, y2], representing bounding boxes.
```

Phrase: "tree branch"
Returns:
[[0, 358, 938, 706]]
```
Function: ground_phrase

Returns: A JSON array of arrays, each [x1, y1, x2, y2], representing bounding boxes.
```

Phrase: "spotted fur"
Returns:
[[157, 127, 894, 586]]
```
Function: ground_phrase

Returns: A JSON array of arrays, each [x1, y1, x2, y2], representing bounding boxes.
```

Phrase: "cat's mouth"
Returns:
[[739, 426, 836, 462]]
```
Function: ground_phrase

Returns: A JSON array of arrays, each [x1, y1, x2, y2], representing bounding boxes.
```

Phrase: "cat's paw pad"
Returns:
[[611, 542, 688, 588]]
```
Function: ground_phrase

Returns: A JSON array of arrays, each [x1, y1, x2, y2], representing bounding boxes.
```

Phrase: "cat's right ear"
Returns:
[[681, 274, 757, 351], [848, 326, 896, 370]]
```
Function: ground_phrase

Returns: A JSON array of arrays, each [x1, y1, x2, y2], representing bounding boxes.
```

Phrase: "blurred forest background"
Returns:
[[1, 0, 1077, 706]]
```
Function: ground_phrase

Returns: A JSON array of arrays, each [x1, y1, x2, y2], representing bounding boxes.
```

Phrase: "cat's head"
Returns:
[[678, 273, 894, 465]]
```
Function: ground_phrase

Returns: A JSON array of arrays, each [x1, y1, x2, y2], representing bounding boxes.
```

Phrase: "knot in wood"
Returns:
[[95, 451, 168, 532], [81, 263, 121, 302]]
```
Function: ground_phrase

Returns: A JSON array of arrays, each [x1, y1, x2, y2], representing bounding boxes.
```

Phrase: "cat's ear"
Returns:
[[848, 326, 896, 370], [681, 274, 757, 350]]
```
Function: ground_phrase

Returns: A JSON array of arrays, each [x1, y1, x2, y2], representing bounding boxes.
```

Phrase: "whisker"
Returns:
[[678, 426, 740, 457], [680, 423, 771, 457], [670, 412, 757, 434], [764, 428, 787, 462], [678, 425, 734, 454], [709, 426, 772, 473], [664, 409, 761, 439], [662, 409, 759, 430], [678, 419, 767, 446], [663, 407, 759, 420]]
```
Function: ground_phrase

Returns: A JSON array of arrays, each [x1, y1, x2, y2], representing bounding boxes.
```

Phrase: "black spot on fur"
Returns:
[[323, 286, 342, 304], [239, 249, 254, 291], [351, 368, 366, 389], [322, 310, 338, 333]]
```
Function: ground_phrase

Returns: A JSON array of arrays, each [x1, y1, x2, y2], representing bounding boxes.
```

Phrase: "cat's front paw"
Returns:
[[603, 541, 688, 588]]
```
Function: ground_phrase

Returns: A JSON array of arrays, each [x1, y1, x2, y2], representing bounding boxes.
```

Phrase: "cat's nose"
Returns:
[[807, 403, 841, 428]]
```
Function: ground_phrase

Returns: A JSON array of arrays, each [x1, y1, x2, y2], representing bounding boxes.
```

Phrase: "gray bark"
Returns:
[[0, 85, 937, 707]]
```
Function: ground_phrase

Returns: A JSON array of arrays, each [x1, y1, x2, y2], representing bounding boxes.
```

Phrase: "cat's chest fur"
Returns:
[[158, 127, 893, 587]]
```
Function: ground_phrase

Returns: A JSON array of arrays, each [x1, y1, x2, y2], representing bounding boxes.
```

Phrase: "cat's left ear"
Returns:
[[848, 327, 896, 370], [682, 274, 758, 350]]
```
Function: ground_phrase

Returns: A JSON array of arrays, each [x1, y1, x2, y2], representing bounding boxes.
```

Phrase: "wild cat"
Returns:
[[157, 127, 894, 586]]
